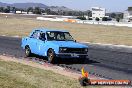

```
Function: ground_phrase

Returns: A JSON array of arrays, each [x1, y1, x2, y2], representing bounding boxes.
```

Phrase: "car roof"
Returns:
[[33, 28, 69, 33]]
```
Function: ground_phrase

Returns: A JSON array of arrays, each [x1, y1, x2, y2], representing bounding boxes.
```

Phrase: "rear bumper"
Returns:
[[56, 53, 88, 58]]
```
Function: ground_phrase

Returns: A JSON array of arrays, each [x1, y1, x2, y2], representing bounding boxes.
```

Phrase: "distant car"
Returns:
[[21, 28, 89, 63]]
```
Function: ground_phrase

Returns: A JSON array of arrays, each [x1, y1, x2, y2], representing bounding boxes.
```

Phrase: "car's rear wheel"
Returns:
[[47, 49, 56, 63], [25, 46, 32, 57]]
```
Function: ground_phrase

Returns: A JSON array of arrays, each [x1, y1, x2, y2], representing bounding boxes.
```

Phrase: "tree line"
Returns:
[[0, 6, 43, 14], [0, 6, 92, 16], [0, 6, 123, 21]]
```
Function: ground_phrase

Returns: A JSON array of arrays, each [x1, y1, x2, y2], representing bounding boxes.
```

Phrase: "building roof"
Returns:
[[91, 7, 105, 11]]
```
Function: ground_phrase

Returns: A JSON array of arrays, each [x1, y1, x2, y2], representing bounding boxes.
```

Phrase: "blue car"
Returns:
[[21, 28, 89, 63]]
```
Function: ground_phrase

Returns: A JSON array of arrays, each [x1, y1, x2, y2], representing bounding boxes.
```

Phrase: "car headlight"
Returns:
[[59, 47, 67, 52]]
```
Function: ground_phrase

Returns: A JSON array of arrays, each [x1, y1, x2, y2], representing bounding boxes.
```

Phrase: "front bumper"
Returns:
[[56, 53, 88, 58]]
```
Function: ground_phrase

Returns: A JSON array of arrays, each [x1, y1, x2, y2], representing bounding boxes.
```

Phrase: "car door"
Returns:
[[29, 31, 39, 54], [35, 32, 46, 56]]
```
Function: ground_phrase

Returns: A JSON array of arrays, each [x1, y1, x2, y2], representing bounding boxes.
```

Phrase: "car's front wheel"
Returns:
[[25, 46, 32, 57], [47, 49, 56, 63]]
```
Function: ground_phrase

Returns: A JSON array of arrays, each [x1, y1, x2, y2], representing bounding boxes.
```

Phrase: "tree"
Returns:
[[87, 11, 92, 17], [27, 7, 33, 14], [67, 11, 73, 16], [116, 17, 120, 22], [95, 17, 100, 21], [33, 7, 41, 14], [115, 13, 123, 22], [45, 8, 51, 15], [12, 7, 16, 10], [83, 10, 92, 18], [11, 7, 16, 13], [7, 6, 11, 12], [116, 13, 123, 19], [0, 7, 4, 12], [4, 6, 10, 13], [77, 16, 86, 20], [102, 17, 108, 21], [110, 13, 116, 18]]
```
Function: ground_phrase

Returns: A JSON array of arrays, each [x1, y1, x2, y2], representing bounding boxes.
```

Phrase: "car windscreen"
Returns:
[[46, 31, 74, 41]]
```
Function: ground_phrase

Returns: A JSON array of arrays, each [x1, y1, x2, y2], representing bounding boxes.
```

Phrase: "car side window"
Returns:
[[31, 31, 39, 39], [47, 32, 55, 40], [39, 33, 46, 41], [57, 33, 64, 40], [31, 32, 35, 38], [64, 33, 73, 40]]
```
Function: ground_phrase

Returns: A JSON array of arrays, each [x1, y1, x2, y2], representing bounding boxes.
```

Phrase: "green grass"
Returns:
[[0, 60, 78, 88], [0, 60, 101, 88]]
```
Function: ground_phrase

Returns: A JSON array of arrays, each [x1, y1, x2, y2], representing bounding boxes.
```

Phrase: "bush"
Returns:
[[88, 18, 93, 20], [102, 17, 108, 21], [95, 17, 100, 21], [77, 17, 86, 20], [116, 18, 120, 22], [107, 17, 112, 21]]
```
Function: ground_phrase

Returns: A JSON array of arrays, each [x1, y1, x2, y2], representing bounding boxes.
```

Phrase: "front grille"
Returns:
[[61, 48, 87, 54]]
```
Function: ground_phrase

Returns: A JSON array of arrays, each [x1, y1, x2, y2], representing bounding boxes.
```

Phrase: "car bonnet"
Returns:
[[49, 41, 88, 48]]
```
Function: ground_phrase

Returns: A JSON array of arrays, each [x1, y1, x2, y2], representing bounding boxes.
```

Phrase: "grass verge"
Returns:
[[0, 60, 83, 88]]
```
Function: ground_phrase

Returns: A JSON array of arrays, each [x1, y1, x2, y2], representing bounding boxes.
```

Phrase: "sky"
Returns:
[[0, 0, 132, 12]]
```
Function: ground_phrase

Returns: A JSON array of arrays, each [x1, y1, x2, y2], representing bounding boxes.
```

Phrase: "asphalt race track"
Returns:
[[0, 36, 132, 81]]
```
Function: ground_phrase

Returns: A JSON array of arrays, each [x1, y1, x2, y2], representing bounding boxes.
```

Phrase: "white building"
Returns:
[[15, 11, 27, 14], [124, 7, 132, 22], [16, 11, 22, 14], [91, 7, 106, 19]]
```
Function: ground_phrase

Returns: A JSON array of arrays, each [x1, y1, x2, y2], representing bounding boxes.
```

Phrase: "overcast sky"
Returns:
[[0, 0, 132, 12]]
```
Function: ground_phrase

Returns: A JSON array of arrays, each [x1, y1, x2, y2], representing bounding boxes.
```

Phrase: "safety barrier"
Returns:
[[36, 17, 132, 27]]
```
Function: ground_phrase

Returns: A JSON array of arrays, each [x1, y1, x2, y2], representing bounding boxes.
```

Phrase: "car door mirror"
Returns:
[[30, 36, 33, 38], [74, 40, 77, 42]]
